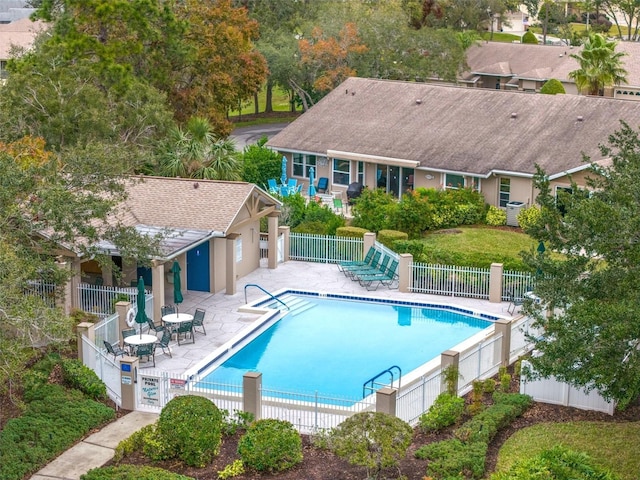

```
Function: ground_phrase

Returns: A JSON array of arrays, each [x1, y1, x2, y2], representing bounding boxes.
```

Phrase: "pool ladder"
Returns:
[[362, 365, 401, 398], [244, 284, 289, 310]]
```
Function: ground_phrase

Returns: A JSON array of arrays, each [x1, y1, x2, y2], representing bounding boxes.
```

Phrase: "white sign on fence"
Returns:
[[140, 375, 161, 406]]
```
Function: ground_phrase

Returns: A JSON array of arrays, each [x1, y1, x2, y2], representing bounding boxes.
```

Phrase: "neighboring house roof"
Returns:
[[267, 77, 640, 179], [0, 16, 44, 60], [102, 176, 279, 259], [464, 41, 640, 88]]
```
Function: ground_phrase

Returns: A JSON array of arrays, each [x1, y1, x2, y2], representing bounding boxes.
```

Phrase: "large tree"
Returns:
[[569, 33, 627, 96], [523, 122, 640, 409], [0, 136, 160, 397], [173, 0, 268, 134]]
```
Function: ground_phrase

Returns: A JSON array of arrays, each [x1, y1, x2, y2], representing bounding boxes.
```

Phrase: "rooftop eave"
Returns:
[[327, 150, 420, 168]]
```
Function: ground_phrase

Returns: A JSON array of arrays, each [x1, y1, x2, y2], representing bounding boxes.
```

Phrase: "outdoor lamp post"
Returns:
[[488, 8, 495, 41]]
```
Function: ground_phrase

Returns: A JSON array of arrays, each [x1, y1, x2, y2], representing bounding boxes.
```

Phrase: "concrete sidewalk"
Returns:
[[31, 410, 158, 480]]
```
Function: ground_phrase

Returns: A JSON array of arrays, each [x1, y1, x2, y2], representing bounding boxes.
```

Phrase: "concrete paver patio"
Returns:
[[149, 260, 513, 375]]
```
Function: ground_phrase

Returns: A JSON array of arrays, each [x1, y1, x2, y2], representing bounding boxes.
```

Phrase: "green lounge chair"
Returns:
[[346, 255, 390, 280], [356, 259, 399, 291], [340, 250, 381, 276], [337, 247, 375, 272]]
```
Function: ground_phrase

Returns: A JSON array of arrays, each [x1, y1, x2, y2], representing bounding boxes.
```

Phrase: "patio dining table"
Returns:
[[162, 313, 194, 340], [124, 334, 158, 347]]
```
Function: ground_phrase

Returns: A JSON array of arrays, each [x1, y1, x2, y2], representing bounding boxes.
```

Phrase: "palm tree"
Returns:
[[158, 117, 241, 180], [569, 33, 627, 96]]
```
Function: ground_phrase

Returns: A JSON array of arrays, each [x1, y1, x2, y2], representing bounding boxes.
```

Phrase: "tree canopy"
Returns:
[[523, 122, 640, 408]]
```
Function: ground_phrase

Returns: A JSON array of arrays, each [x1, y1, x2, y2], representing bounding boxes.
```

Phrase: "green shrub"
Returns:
[[485, 205, 507, 226], [329, 411, 413, 480], [377, 229, 407, 249], [217, 459, 245, 479], [419, 393, 465, 432], [0, 384, 114, 480], [483, 378, 496, 393], [492, 392, 533, 410], [293, 220, 330, 234], [500, 373, 512, 392], [522, 30, 538, 44], [221, 409, 254, 436], [393, 239, 425, 260], [154, 395, 224, 467], [61, 359, 107, 400], [237, 418, 302, 473], [351, 188, 397, 232], [443, 365, 460, 396], [516, 205, 542, 233], [416, 438, 487, 479], [491, 445, 619, 480], [540, 78, 566, 95], [81, 464, 192, 480], [336, 226, 369, 238], [113, 424, 152, 463]]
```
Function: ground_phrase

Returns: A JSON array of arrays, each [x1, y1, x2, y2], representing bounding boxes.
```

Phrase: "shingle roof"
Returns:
[[267, 77, 640, 178], [465, 41, 640, 87], [114, 176, 276, 234], [0, 17, 44, 59]]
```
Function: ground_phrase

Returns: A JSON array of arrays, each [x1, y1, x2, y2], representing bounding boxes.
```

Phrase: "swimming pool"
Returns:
[[197, 291, 496, 399]]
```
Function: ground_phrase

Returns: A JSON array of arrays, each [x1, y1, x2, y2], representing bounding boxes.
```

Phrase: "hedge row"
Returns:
[[415, 392, 532, 479]]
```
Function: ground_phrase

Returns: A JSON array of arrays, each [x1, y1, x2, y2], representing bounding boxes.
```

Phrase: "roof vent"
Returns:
[[511, 112, 518, 119], [345, 89, 349, 94], [416, 99, 422, 104], [351, 90, 356, 96], [193, 182, 199, 189], [577, 115, 584, 122]]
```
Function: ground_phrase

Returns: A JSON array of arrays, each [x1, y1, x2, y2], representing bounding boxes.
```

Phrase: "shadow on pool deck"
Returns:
[[150, 261, 514, 375]]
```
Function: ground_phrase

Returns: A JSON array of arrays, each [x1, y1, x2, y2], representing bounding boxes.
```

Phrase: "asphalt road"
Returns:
[[230, 122, 290, 150]]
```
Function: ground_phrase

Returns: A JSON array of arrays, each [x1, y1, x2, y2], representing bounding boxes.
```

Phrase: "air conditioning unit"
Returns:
[[506, 201, 526, 227]]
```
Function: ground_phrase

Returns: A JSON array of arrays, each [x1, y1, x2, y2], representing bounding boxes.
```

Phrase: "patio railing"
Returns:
[[76, 283, 153, 319], [289, 233, 363, 263], [410, 263, 491, 299]]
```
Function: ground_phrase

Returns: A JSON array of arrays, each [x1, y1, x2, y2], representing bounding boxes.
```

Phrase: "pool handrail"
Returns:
[[363, 365, 402, 398], [244, 284, 289, 310]]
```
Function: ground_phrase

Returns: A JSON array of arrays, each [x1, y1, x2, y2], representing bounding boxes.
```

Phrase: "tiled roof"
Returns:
[[267, 77, 640, 178]]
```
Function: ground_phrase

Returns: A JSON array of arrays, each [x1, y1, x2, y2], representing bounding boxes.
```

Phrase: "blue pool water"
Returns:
[[199, 294, 493, 399]]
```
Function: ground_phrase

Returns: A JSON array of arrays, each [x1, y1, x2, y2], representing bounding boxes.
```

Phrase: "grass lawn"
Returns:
[[482, 32, 521, 42], [229, 85, 293, 117], [420, 226, 537, 270], [495, 421, 640, 480]]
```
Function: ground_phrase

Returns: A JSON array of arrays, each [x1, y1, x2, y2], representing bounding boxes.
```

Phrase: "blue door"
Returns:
[[186, 241, 210, 292]]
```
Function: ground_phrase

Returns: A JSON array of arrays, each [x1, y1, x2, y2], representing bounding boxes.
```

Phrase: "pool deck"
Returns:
[[150, 260, 514, 375]]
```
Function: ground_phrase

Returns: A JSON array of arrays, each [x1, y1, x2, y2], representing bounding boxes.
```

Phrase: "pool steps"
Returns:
[[265, 294, 317, 316]]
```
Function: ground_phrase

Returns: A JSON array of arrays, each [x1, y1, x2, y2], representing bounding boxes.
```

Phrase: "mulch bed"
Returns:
[[105, 387, 640, 480]]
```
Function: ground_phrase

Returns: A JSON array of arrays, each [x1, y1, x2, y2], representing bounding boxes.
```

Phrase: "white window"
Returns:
[[332, 158, 350, 185], [292, 153, 317, 178], [499, 178, 510, 207]]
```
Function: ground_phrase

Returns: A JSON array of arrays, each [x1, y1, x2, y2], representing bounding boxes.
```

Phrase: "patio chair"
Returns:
[[192, 308, 206, 335], [161, 305, 176, 317], [103, 340, 127, 360], [280, 184, 289, 197], [337, 247, 376, 273], [341, 250, 382, 277], [121, 328, 137, 354], [347, 254, 390, 280], [146, 317, 165, 335], [287, 178, 298, 194], [357, 259, 399, 291], [507, 291, 524, 314], [156, 329, 172, 357], [317, 177, 329, 193], [267, 178, 279, 195], [176, 320, 195, 345], [136, 342, 156, 367], [333, 196, 345, 214]]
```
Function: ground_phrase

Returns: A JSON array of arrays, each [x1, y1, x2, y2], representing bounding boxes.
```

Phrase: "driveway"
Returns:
[[230, 122, 290, 150]]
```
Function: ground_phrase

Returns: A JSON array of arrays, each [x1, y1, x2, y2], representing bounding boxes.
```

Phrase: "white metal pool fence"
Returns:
[[82, 314, 535, 430], [81, 336, 122, 407], [289, 233, 533, 300]]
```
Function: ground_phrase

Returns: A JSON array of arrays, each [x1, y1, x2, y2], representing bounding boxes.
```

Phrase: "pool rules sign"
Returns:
[[140, 375, 160, 406]]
